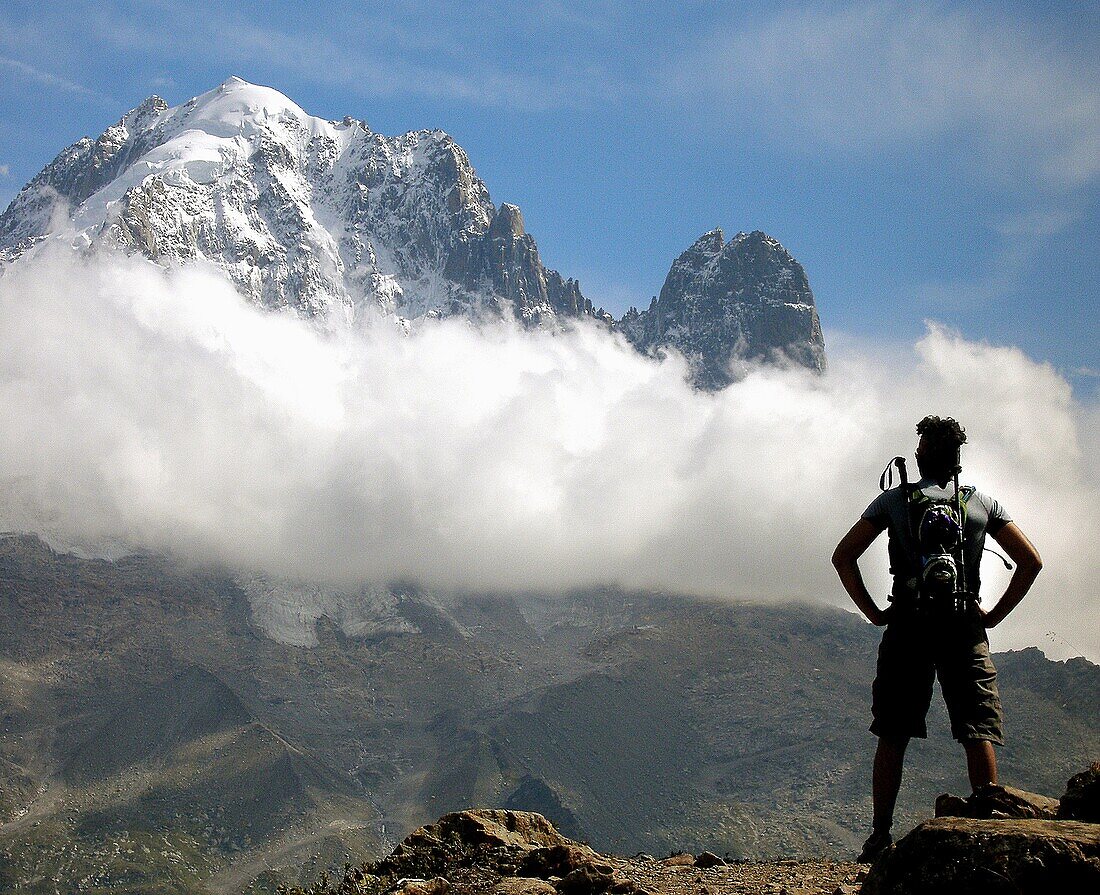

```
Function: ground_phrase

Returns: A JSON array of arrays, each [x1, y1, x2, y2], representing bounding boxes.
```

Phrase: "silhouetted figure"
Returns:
[[832, 416, 1042, 862]]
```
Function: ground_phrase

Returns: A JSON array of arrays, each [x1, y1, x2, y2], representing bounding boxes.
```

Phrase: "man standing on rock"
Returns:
[[831, 416, 1043, 862]]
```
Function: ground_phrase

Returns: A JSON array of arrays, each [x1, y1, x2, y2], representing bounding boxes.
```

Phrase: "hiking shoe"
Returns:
[[857, 829, 893, 863]]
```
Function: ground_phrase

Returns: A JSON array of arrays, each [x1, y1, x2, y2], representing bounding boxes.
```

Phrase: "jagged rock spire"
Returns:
[[617, 228, 826, 388]]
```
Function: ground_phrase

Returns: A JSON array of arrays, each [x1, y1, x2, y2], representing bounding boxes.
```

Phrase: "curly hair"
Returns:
[[916, 415, 966, 472]]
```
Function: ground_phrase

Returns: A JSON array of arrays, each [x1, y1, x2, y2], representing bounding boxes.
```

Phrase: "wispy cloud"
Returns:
[[0, 164, 10, 178], [79, 4, 615, 113], [909, 194, 1089, 314], [670, 2, 1100, 189], [994, 208, 1084, 238], [0, 55, 115, 106]]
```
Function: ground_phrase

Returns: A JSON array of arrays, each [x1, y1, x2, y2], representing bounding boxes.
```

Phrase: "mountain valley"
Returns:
[[1, 535, 1095, 893]]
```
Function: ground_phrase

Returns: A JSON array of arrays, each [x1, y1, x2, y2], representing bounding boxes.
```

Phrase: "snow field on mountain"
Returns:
[[2, 78, 504, 324], [0, 246, 1096, 659]]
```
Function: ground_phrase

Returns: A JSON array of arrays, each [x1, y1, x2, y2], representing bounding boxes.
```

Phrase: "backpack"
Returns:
[[880, 456, 974, 613], [906, 484, 974, 610]]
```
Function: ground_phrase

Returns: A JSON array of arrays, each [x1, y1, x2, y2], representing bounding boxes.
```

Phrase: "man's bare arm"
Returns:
[[832, 518, 889, 626], [983, 522, 1042, 628]]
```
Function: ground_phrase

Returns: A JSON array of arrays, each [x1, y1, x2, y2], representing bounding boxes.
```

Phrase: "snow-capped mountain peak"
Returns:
[[1, 78, 823, 384], [0, 77, 587, 325]]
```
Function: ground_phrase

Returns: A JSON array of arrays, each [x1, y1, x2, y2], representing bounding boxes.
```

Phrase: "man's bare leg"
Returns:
[[964, 738, 997, 790], [859, 735, 909, 861], [873, 736, 909, 833]]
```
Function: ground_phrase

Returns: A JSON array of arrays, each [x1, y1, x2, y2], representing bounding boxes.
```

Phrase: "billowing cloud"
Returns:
[[1, 248, 1096, 659]]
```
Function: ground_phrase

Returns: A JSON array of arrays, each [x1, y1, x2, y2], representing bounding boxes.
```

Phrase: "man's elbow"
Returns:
[[831, 546, 850, 570], [1013, 549, 1042, 576]]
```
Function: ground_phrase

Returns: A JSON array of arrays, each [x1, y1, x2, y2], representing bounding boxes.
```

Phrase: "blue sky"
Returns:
[[1, 1, 1097, 387]]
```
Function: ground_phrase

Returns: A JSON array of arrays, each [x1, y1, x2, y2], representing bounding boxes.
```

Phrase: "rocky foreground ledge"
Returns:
[[281, 766, 1099, 895], [863, 764, 1100, 894], [279, 810, 864, 895]]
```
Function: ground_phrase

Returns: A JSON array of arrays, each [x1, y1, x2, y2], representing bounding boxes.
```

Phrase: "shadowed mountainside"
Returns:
[[0, 533, 1096, 893]]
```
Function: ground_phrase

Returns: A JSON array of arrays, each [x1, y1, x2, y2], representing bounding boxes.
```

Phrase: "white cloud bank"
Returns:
[[0, 249, 1096, 659]]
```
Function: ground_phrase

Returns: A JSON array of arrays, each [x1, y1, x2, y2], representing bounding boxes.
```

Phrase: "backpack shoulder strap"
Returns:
[[879, 457, 908, 492], [903, 482, 926, 543], [956, 485, 975, 525]]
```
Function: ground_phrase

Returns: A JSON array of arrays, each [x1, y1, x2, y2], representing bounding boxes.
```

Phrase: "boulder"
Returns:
[[491, 879, 558, 895], [660, 853, 695, 866], [1059, 762, 1100, 823], [862, 817, 1100, 894], [520, 844, 605, 878], [556, 866, 647, 895], [693, 852, 727, 869], [933, 794, 970, 818], [394, 878, 452, 895], [376, 810, 578, 878], [556, 866, 614, 895], [934, 784, 1059, 820]]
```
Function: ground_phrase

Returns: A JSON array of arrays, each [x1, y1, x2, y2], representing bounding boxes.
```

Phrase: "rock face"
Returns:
[[364, 810, 646, 895], [443, 203, 592, 325], [861, 817, 1100, 894], [0, 77, 593, 327], [1, 78, 827, 385], [934, 784, 1060, 820], [284, 809, 863, 895], [374, 810, 586, 879], [616, 229, 826, 389], [1059, 762, 1100, 823]]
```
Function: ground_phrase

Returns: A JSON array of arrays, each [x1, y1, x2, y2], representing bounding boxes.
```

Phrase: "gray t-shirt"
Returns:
[[861, 478, 1012, 600]]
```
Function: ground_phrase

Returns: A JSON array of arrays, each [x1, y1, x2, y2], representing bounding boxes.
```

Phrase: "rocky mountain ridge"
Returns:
[[0, 77, 591, 327], [0, 77, 824, 386], [617, 229, 826, 388], [280, 792, 1100, 895], [282, 808, 866, 895]]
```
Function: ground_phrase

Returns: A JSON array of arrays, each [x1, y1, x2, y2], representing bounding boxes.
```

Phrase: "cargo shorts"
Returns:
[[870, 603, 1004, 744]]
